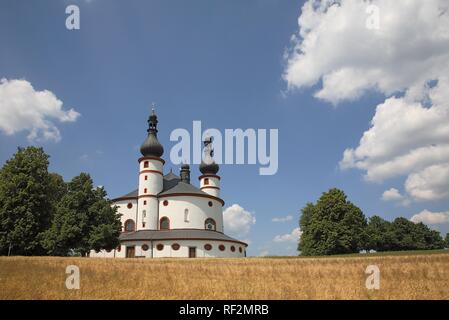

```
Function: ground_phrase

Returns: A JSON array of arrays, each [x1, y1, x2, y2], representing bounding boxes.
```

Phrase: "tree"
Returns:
[[366, 216, 395, 251], [42, 173, 121, 256], [389, 218, 444, 251], [0, 147, 55, 255], [299, 188, 367, 256], [445, 233, 449, 248]]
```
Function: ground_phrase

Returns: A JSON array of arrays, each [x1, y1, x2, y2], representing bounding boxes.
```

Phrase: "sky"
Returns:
[[1, 0, 449, 256]]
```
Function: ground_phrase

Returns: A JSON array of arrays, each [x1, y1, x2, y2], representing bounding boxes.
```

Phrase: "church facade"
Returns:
[[90, 110, 247, 258]]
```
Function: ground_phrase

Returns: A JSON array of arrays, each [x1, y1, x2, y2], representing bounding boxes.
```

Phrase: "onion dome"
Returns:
[[199, 161, 219, 175], [140, 108, 164, 157], [199, 136, 219, 175]]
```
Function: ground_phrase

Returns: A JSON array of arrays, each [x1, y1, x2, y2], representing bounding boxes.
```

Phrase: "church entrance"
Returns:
[[126, 246, 135, 258], [188, 247, 196, 258]]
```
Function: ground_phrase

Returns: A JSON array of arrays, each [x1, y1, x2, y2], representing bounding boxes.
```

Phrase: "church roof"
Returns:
[[119, 229, 247, 246], [112, 172, 214, 201]]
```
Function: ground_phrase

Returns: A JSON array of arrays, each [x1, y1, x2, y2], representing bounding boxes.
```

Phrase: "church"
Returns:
[[90, 109, 247, 258]]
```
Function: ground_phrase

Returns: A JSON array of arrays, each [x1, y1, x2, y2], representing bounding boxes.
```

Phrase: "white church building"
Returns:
[[90, 110, 247, 258]]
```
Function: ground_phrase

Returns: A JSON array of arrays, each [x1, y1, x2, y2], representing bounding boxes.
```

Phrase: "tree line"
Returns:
[[0, 147, 121, 256], [299, 188, 449, 256]]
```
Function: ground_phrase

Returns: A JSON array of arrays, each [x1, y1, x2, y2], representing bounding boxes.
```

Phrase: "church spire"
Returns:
[[140, 106, 164, 157]]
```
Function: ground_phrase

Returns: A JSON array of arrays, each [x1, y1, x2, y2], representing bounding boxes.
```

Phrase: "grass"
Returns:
[[1, 251, 448, 300]]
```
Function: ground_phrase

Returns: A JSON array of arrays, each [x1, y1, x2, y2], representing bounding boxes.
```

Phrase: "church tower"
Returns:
[[137, 108, 164, 230], [199, 137, 221, 198]]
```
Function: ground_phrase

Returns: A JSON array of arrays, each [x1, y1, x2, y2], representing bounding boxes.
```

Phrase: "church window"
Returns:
[[204, 244, 212, 251], [172, 243, 180, 251], [204, 178, 209, 185], [124, 219, 135, 232], [231, 246, 235, 252], [144, 161, 149, 168], [143, 210, 146, 218], [219, 245, 225, 251], [143, 200, 147, 205], [127, 203, 133, 209], [156, 244, 164, 251], [145, 175, 148, 180], [208, 201, 213, 207], [204, 218, 216, 231], [163, 200, 168, 206], [239, 247, 242, 253], [144, 188, 147, 194], [184, 209, 189, 222], [142, 222, 146, 228], [160, 217, 170, 230], [142, 244, 149, 251]]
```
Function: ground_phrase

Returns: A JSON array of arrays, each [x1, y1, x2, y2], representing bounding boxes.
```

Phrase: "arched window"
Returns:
[[204, 178, 209, 185], [160, 217, 170, 230], [184, 209, 189, 222], [204, 218, 216, 231], [143, 210, 146, 218], [144, 161, 149, 168], [124, 219, 135, 232]]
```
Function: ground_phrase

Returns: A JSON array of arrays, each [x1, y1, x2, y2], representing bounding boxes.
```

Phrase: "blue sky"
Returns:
[[1, 0, 448, 256]]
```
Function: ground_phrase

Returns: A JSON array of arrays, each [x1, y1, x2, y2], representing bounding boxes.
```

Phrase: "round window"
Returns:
[[156, 244, 164, 251], [208, 201, 213, 207], [219, 245, 225, 251], [163, 200, 168, 206], [204, 244, 212, 251], [172, 243, 180, 251], [127, 203, 133, 209], [231, 246, 235, 252], [141, 244, 149, 251]]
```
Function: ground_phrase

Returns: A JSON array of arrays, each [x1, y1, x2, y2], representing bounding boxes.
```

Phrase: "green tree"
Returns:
[[445, 233, 449, 248], [42, 173, 121, 256], [366, 216, 396, 251], [299, 188, 367, 256], [390, 218, 444, 251], [0, 147, 55, 255]]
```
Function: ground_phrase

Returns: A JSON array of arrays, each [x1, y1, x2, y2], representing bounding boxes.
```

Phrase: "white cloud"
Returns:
[[0, 78, 80, 142], [340, 78, 449, 202], [381, 188, 403, 201], [283, 0, 449, 105], [223, 204, 256, 238], [405, 163, 449, 201], [272, 215, 293, 223], [273, 227, 302, 243], [410, 209, 449, 225]]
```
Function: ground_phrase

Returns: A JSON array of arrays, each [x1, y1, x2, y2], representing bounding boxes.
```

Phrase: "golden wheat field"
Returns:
[[0, 252, 448, 300]]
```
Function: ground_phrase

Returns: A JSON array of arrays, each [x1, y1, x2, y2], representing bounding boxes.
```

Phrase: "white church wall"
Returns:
[[158, 196, 223, 232], [114, 199, 138, 230]]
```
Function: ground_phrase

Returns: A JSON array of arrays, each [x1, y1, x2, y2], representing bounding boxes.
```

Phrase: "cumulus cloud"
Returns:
[[340, 78, 449, 201], [272, 215, 293, 223], [283, 0, 449, 105], [381, 188, 403, 201], [273, 227, 302, 243], [223, 204, 256, 238], [410, 209, 449, 225], [0, 78, 80, 142]]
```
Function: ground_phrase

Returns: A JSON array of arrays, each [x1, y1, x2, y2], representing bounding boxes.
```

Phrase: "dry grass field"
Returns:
[[1, 251, 448, 300]]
